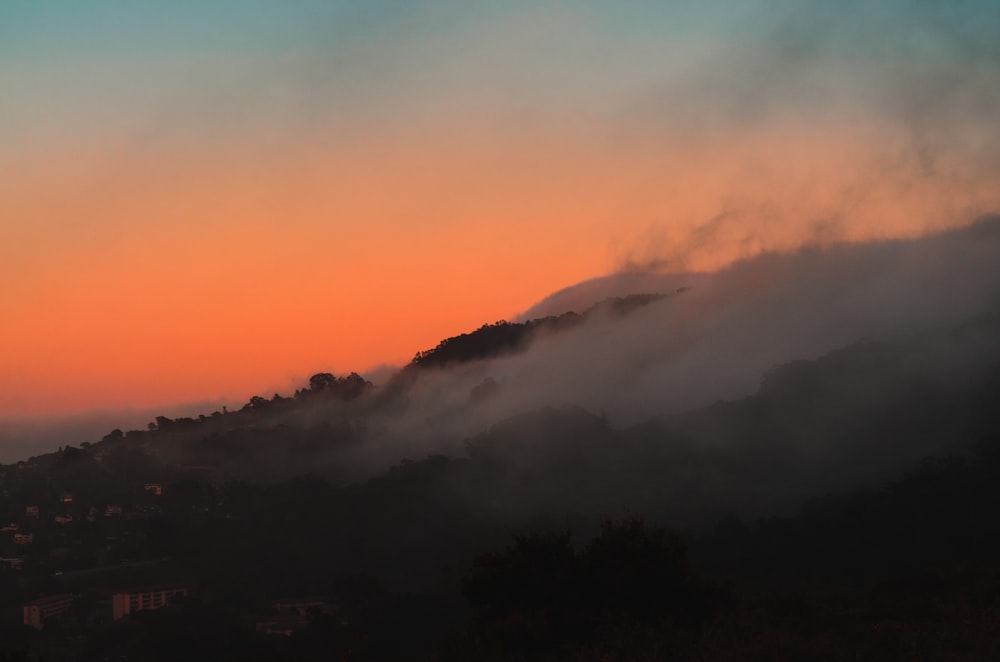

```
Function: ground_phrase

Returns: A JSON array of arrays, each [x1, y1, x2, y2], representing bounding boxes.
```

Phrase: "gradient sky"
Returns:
[[2, 0, 999, 416]]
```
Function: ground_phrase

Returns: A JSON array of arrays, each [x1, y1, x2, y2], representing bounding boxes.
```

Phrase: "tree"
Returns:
[[243, 396, 269, 411], [460, 518, 729, 657], [309, 373, 336, 392]]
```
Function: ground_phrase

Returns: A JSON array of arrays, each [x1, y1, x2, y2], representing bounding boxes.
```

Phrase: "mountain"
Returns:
[[7, 217, 1000, 491], [407, 292, 677, 371], [2, 217, 1000, 658]]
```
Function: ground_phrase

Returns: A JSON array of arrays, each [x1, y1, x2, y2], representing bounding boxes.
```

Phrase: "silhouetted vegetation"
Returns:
[[455, 519, 728, 659], [408, 293, 672, 370], [2, 302, 1000, 658]]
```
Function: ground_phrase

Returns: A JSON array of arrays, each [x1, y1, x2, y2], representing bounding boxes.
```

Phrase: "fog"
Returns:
[[360, 217, 1000, 461], [0, 399, 237, 465], [4, 218, 999, 527], [318, 216, 1000, 525]]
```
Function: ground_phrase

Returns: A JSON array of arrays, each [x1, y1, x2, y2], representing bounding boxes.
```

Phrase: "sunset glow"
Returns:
[[3, 1, 999, 416]]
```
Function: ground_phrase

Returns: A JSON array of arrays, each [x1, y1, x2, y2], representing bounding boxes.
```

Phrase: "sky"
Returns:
[[2, 0, 999, 417]]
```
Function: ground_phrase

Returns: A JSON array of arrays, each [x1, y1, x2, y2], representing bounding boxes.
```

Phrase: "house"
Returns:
[[1, 523, 18, 532], [13, 533, 33, 545], [54, 515, 73, 525], [25, 505, 39, 517], [105, 505, 122, 517], [111, 586, 187, 620], [23, 594, 74, 629], [144, 483, 163, 496], [61, 492, 73, 504]]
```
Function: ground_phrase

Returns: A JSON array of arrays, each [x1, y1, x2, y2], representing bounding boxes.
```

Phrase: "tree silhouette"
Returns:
[[309, 373, 336, 392], [461, 518, 728, 657]]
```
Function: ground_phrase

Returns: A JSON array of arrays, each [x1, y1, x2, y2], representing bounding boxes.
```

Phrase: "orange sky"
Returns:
[[3, 116, 997, 416], [3, 2, 998, 416]]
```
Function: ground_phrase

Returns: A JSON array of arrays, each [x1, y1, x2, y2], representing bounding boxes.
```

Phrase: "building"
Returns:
[[144, 483, 163, 496], [13, 533, 33, 545], [111, 586, 187, 620], [25, 505, 39, 517], [23, 594, 74, 629]]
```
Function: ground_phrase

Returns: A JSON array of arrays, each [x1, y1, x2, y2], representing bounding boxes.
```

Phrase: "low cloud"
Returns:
[[316, 217, 1000, 487], [7, 218, 999, 527]]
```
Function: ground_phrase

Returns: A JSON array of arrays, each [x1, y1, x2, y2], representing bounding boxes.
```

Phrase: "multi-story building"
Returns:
[[111, 586, 187, 620], [23, 594, 74, 629]]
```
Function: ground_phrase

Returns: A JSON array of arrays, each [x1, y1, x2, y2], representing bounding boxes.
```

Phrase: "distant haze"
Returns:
[[0, 401, 238, 465]]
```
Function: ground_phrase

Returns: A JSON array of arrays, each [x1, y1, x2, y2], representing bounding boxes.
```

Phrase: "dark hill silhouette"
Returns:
[[4, 219, 1000, 658], [2, 312, 1000, 658], [7, 310, 999, 510], [406, 291, 679, 371]]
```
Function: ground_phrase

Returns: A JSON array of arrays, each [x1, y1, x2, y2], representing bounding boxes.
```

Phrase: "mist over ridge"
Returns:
[[5, 2, 1000, 655], [3, 214, 1000, 659], [392, 214, 1000, 434], [5, 215, 998, 501], [4, 215, 1000, 475]]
